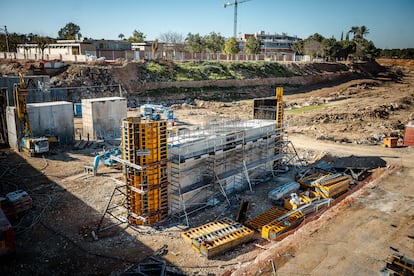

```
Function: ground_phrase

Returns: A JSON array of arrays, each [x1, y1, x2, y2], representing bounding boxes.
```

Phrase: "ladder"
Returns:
[[276, 87, 284, 129]]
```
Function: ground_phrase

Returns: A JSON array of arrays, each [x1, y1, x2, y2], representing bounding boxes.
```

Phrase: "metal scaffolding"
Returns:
[[168, 119, 285, 224], [169, 88, 287, 223]]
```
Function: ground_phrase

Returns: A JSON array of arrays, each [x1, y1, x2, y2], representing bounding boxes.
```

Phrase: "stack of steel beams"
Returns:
[[244, 206, 287, 231], [261, 211, 304, 240]]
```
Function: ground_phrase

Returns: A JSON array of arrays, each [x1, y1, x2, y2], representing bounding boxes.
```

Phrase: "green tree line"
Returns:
[[292, 26, 379, 61], [1, 22, 413, 60], [379, 48, 414, 59]]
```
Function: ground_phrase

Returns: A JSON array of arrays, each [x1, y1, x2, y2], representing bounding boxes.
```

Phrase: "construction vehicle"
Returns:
[[140, 104, 174, 121], [14, 74, 49, 156], [89, 147, 122, 175]]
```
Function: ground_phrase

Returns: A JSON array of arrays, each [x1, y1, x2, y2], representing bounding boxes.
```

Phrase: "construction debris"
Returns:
[[122, 255, 186, 276], [0, 190, 32, 217], [0, 208, 15, 256]]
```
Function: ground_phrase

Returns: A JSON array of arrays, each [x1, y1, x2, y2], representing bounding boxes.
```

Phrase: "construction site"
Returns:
[[0, 58, 413, 275]]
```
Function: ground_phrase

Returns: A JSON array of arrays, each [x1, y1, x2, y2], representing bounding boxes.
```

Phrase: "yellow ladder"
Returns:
[[276, 87, 284, 129]]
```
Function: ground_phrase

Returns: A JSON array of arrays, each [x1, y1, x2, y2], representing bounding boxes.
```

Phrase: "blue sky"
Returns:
[[1, 0, 413, 49]]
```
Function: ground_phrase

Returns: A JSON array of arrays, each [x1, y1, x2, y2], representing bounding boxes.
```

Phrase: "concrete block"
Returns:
[[82, 97, 127, 140], [27, 101, 74, 144]]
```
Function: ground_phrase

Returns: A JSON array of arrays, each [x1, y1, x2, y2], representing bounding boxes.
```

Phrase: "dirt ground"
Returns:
[[1, 59, 414, 275]]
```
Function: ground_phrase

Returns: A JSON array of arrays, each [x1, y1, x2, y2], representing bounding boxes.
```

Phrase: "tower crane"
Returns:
[[224, 0, 252, 38]]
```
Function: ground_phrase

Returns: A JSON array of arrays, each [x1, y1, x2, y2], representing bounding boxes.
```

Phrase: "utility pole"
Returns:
[[3, 26, 9, 54], [224, 0, 252, 38]]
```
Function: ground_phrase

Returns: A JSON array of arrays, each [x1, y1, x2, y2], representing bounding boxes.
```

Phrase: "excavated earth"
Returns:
[[0, 58, 413, 275]]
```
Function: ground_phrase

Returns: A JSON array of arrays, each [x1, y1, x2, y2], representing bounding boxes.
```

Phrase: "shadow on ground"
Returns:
[[0, 148, 185, 275]]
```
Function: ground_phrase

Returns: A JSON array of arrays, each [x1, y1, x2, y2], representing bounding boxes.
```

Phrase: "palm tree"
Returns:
[[348, 26, 370, 40], [359, 26, 370, 38], [348, 26, 360, 39], [118, 33, 125, 40]]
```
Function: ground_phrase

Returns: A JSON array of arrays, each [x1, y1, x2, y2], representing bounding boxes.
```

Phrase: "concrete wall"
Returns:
[[0, 76, 52, 106], [27, 101, 74, 144], [6, 107, 19, 150], [82, 97, 127, 140], [132, 71, 353, 93]]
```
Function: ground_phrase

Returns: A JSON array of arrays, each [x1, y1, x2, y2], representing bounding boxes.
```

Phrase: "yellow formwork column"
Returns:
[[122, 117, 169, 225]]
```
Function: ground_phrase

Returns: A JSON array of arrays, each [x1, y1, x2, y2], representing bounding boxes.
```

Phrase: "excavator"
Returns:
[[14, 74, 49, 156]]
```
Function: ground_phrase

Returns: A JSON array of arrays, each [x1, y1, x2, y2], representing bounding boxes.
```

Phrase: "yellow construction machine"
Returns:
[[14, 74, 49, 156]]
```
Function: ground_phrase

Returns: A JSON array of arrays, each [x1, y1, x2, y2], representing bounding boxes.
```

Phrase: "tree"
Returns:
[[338, 40, 355, 60], [118, 33, 125, 40], [354, 38, 378, 61], [58, 22, 81, 40], [0, 32, 26, 52], [292, 39, 304, 55], [348, 26, 369, 40], [299, 33, 326, 60], [310, 33, 324, 43], [302, 34, 324, 60], [128, 30, 146, 43], [34, 36, 51, 59], [359, 25, 370, 39], [224, 37, 240, 55], [304, 40, 322, 59], [185, 33, 205, 53], [204, 32, 225, 53], [348, 26, 359, 40], [159, 31, 183, 43], [244, 36, 261, 55], [321, 37, 340, 61]]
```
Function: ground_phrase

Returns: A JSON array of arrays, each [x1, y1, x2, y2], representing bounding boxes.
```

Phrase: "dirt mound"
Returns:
[[285, 62, 350, 75], [377, 58, 414, 67], [350, 61, 387, 77]]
